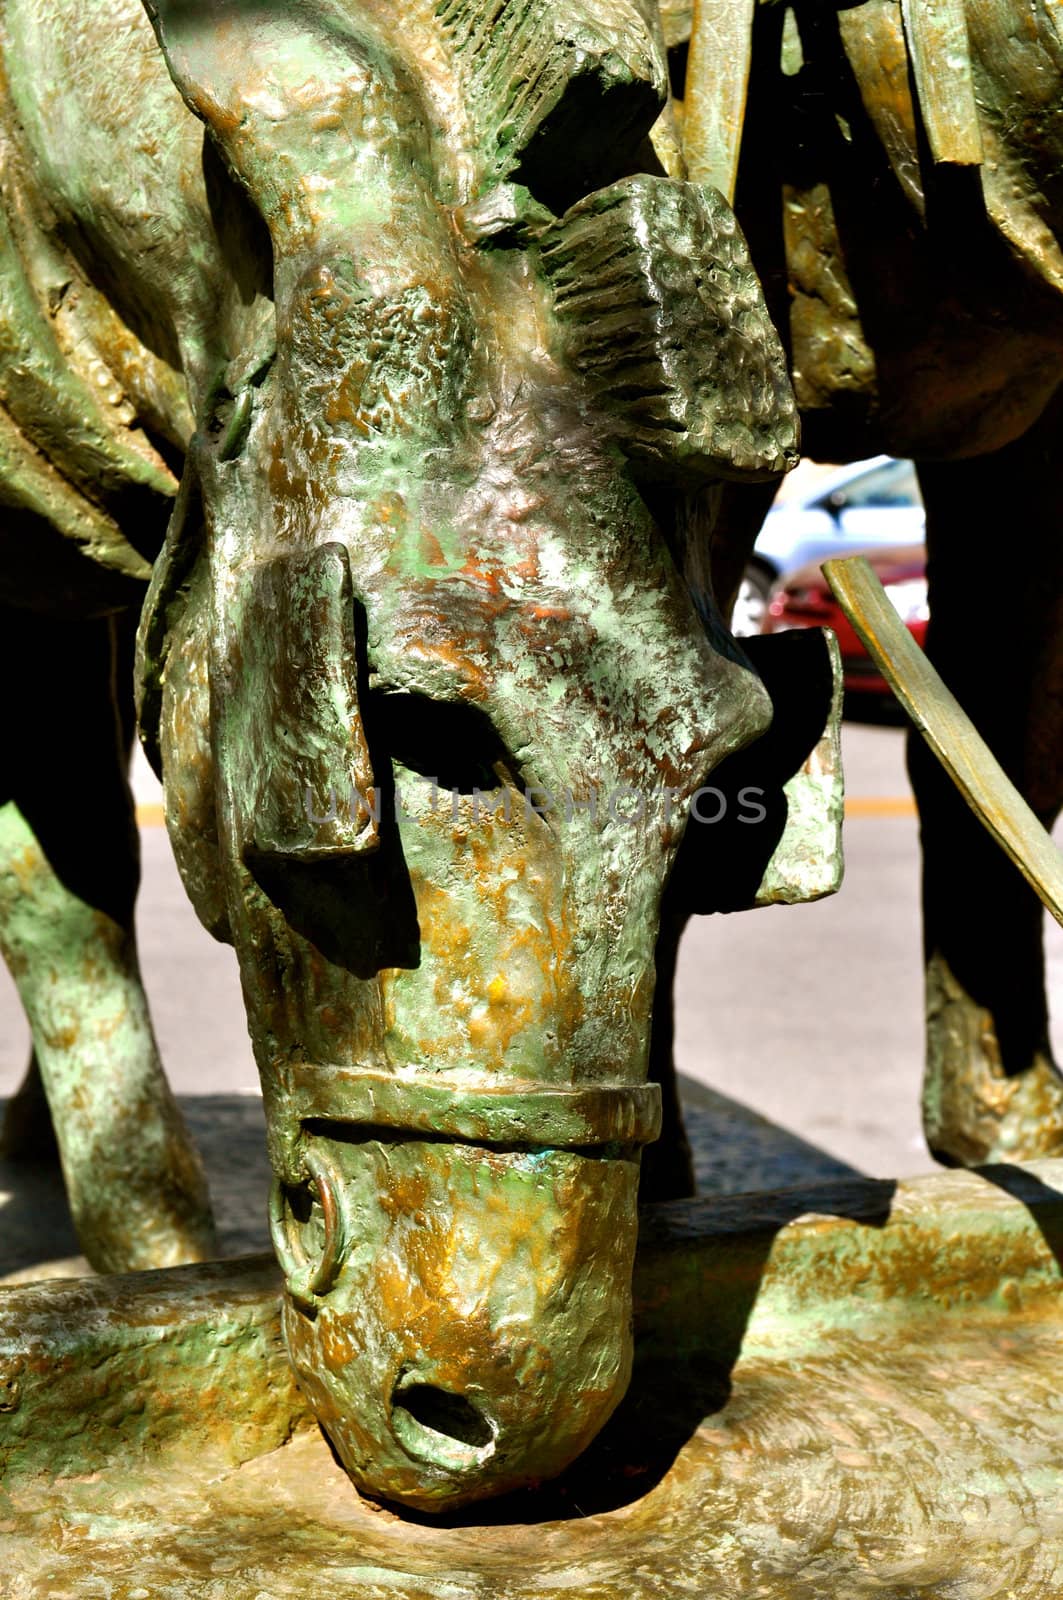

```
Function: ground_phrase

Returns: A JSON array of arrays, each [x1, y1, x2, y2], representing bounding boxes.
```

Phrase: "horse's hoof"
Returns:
[[923, 963, 1063, 1166]]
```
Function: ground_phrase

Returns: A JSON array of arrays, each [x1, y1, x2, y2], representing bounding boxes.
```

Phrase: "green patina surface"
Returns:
[[0, 0, 842, 1515], [133, 0, 810, 1509]]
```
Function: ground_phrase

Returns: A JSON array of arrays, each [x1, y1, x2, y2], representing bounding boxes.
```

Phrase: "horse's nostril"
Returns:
[[390, 1381, 495, 1470]]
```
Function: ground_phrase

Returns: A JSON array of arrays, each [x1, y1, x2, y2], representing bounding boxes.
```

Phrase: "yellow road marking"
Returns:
[[845, 796, 916, 817]]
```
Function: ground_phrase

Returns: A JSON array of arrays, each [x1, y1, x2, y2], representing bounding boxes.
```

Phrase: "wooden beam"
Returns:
[[823, 555, 1063, 925], [900, 0, 984, 166], [683, 0, 756, 202]]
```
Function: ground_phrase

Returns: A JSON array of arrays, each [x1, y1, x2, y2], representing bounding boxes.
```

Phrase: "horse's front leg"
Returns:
[[914, 398, 1063, 1165], [0, 604, 217, 1270]]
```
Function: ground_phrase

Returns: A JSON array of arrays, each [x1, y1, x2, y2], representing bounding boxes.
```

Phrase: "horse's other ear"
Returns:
[[140, 0, 430, 251], [436, 0, 668, 213]]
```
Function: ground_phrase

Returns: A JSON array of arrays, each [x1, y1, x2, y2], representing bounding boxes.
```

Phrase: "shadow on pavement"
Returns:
[[0, 1080, 864, 1277], [679, 1072, 862, 1193], [0, 1092, 272, 1277]]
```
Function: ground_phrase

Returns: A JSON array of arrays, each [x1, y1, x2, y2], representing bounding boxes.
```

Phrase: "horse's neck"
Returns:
[[832, 0, 1063, 298], [675, 4, 1063, 299]]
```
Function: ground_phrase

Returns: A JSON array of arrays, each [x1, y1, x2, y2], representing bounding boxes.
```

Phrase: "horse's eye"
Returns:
[[368, 692, 510, 793]]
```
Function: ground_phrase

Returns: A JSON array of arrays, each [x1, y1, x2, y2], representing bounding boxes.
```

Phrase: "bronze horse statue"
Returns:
[[0, 0, 832, 1509], [654, 0, 1063, 1171], [5, 0, 1056, 1511]]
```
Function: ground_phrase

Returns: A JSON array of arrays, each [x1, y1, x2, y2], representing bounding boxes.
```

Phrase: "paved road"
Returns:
[[678, 714, 930, 1182], [3, 713, 1062, 1271]]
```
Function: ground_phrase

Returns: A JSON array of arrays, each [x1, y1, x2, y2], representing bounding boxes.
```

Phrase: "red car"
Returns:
[[764, 545, 928, 696]]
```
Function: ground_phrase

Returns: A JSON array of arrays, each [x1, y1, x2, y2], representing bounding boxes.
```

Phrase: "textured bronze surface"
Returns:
[[4, 1163, 1063, 1595], [899, 0, 984, 166], [683, 0, 756, 200]]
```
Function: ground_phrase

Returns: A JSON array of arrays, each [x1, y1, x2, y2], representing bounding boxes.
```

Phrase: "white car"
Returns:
[[732, 457, 926, 637]]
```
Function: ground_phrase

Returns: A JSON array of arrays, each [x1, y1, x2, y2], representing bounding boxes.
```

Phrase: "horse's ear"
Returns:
[[541, 176, 800, 483], [140, 0, 427, 250]]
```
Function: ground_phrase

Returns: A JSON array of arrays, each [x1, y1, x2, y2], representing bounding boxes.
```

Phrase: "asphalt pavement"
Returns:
[[4, 711, 1062, 1273]]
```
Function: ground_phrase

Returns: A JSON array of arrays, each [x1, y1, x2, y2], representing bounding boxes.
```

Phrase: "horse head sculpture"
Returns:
[[136, 0, 799, 1509]]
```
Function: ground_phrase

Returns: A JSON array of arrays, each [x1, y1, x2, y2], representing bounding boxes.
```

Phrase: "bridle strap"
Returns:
[[276, 1063, 662, 1150]]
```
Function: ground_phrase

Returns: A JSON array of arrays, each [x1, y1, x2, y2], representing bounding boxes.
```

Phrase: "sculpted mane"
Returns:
[[0, 0, 206, 602]]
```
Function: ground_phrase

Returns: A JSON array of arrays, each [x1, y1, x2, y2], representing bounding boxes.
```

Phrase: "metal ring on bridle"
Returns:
[[269, 1144, 347, 1306], [276, 1063, 663, 1150]]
